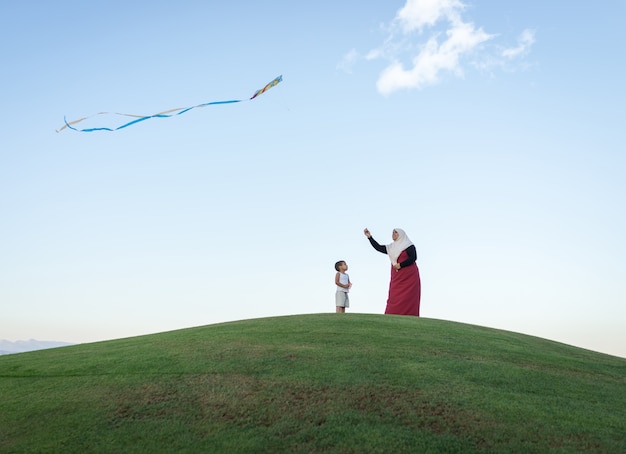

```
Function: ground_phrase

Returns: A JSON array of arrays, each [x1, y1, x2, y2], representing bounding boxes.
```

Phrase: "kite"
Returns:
[[57, 75, 283, 133]]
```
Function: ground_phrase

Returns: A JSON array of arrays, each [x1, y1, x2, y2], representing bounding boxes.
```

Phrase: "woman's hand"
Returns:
[[393, 263, 401, 271], [364, 228, 371, 238]]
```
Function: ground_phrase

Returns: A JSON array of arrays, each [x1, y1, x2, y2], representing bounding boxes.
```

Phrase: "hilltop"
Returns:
[[1, 314, 624, 453]]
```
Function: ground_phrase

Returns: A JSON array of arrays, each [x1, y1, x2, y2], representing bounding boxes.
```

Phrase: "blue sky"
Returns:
[[1, 1, 625, 358]]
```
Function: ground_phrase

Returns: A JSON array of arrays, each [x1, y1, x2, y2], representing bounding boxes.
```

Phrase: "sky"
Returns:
[[1, 1, 625, 358]]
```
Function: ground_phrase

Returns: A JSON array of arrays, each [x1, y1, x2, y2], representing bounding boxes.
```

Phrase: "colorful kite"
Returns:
[[57, 75, 283, 133]]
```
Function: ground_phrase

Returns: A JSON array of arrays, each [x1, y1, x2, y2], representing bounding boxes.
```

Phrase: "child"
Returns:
[[334, 260, 352, 313]]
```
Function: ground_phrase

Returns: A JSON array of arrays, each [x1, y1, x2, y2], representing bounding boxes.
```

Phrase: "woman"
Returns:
[[364, 227, 421, 316]]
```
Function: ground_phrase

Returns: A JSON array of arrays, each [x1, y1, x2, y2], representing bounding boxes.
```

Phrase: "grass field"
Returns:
[[1, 314, 625, 453]]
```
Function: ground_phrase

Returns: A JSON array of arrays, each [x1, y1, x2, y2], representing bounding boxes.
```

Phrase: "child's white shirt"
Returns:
[[337, 272, 350, 293]]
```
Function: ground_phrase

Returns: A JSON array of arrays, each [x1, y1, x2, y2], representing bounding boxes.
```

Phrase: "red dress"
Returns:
[[385, 249, 421, 316]]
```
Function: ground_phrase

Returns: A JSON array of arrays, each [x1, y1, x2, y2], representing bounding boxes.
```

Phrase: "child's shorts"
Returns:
[[335, 291, 349, 308]]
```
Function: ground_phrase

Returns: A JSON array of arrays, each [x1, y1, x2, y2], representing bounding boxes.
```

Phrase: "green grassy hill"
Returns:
[[1, 314, 624, 453]]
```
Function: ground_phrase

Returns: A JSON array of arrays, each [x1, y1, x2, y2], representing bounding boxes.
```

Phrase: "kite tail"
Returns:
[[57, 75, 283, 133]]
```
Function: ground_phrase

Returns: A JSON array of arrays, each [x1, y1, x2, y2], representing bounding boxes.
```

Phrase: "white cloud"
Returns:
[[502, 29, 536, 59], [395, 0, 465, 33], [376, 3, 493, 95], [362, 0, 532, 95]]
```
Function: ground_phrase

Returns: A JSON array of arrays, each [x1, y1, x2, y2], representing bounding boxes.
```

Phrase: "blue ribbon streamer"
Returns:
[[57, 76, 282, 133]]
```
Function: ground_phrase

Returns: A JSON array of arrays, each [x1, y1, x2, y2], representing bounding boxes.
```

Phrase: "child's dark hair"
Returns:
[[334, 260, 345, 271]]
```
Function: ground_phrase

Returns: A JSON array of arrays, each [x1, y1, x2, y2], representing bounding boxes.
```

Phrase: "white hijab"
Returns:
[[387, 228, 414, 265]]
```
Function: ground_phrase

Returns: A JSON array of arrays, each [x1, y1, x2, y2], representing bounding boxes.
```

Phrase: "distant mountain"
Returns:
[[0, 339, 74, 355]]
